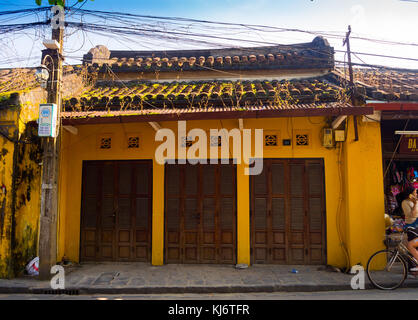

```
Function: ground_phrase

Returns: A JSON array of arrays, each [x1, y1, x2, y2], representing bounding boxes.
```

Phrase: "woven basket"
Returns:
[[385, 233, 405, 247]]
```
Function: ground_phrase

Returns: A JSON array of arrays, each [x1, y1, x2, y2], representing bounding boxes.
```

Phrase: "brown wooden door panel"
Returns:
[[80, 161, 152, 262], [165, 163, 236, 264], [251, 159, 326, 265]]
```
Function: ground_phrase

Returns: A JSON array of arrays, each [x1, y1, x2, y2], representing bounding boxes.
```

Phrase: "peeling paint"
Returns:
[[0, 104, 42, 278]]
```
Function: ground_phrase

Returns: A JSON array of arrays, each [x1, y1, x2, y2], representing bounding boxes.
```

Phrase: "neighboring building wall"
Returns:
[[0, 70, 88, 278], [12, 124, 42, 276], [58, 115, 385, 269], [0, 108, 17, 278], [0, 92, 44, 278]]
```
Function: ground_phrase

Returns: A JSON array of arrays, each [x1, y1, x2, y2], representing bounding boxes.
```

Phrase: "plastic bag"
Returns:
[[25, 257, 39, 276]]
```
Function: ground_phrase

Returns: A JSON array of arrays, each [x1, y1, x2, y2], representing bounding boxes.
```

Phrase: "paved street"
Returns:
[[1, 263, 417, 295], [0, 288, 417, 300]]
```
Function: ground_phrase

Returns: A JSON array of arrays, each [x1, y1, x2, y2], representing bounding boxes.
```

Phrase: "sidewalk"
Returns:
[[0, 263, 417, 295]]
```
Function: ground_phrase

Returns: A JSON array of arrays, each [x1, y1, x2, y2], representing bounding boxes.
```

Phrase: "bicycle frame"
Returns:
[[390, 232, 418, 269], [386, 250, 401, 272]]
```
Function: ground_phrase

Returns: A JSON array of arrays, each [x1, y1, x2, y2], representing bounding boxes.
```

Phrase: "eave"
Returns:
[[367, 102, 418, 120], [61, 103, 373, 125]]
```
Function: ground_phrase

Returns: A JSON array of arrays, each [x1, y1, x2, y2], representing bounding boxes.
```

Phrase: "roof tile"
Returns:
[[63, 77, 345, 112]]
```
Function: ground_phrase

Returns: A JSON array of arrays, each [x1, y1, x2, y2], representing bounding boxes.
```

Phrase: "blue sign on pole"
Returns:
[[38, 104, 58, 138]]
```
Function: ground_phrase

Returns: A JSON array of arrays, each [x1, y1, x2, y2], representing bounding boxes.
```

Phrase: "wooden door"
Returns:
[[251, 159, 326, 264], [80, 160, 152, 262], [165, 163, 237, 264]]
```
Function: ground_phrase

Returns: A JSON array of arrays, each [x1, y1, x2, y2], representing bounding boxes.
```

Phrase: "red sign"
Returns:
[[399, 135, 418, 154]]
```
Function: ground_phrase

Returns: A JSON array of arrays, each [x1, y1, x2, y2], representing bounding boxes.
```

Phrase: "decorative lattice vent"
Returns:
[[100, 137, 112, 149], [127, 136, 139, 149], [296, 134, 309, 146], [265, 134, 278, 146]]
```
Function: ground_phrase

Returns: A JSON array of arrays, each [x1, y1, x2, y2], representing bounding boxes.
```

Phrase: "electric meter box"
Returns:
[[322, 128, 334, 147], [38, 103, 58, 138], [334, 130, 346, 142]]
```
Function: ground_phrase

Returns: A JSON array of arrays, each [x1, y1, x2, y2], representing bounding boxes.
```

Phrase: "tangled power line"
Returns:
[[0, 5, 417, 71]]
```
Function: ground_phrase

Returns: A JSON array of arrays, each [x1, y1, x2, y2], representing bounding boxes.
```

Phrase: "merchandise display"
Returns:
[[385, 161, 418, 219]]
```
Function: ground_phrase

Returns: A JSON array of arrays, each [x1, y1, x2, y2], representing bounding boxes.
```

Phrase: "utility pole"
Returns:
[[343, 25, 359, 141], [38, 1, 65, 280]]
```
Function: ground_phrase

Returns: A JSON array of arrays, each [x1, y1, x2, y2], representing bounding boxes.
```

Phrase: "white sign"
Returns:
[[38, 104, 58, 138], [51, 5, 65, 30]]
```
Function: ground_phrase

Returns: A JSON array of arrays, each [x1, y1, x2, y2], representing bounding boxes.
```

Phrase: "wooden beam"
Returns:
[[62, 106, 375, 126], [381, 112, 418, 120], [367, 102, 418, 111], [63, 125, 78, 135], [362, 111, 381, 122], [148, 121, 162, 132], [332, 115, 347, 129]]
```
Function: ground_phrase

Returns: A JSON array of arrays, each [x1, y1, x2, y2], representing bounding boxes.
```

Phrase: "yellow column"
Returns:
[[237, 162, 250, 265], [57, 129, 69, 261], [152, 160, 165, 265], [343, 116, 385, 267]]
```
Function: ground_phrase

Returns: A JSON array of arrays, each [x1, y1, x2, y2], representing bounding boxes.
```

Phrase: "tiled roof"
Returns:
[[335, 68, 418, 101], [0, 65, 85, 98], [84, 37, 334, 73], [64, 78, 345, 111], [61, 102, 373, 124], [0, 68, 38, 95]]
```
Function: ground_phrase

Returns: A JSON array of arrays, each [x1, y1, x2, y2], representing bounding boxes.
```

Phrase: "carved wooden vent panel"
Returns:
[[265, 134, 278, 146], [127, 136, 140, 149], [100, 137, 112, 149], [295, 134, 309, 146]]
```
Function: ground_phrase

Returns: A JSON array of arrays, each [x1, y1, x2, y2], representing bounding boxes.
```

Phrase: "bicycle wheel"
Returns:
[[366, 249, 407, 290]]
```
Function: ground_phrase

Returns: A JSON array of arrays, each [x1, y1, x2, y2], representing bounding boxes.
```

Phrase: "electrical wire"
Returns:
[[0, 9, 417, 72], [70, 8, 418, 47], [335, 50, 418, 62], [383, 119, 411, 180]]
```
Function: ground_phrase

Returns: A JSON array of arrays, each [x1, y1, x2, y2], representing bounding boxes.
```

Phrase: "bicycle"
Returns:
[[366, 227, 418, 290]]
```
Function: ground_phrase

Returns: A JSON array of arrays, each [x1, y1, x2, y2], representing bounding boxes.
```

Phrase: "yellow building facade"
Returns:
[[1, 39, 392, 278], [58, 114, 386, 270]]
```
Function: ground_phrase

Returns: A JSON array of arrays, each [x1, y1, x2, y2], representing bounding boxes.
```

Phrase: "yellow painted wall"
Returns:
[[343, 117, 386, 267], [0, 102, 43, 278], [58, 116, 385, 269], [152, 160, 164, 265], [12, 124, 42, 276], [0, 110, 17, 278], [237, 161, 250, 265]]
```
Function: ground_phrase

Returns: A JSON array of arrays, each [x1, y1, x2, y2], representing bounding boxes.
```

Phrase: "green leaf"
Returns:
[[36, 0, 94, 6]]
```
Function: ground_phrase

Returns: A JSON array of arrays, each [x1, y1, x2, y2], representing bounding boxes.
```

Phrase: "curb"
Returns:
[[0, 285, 353, 295], [1, 282, 417, 295], [1, 278, 417, 295]]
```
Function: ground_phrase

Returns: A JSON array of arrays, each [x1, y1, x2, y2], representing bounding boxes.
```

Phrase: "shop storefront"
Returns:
[[381, 118, 418, 219]]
